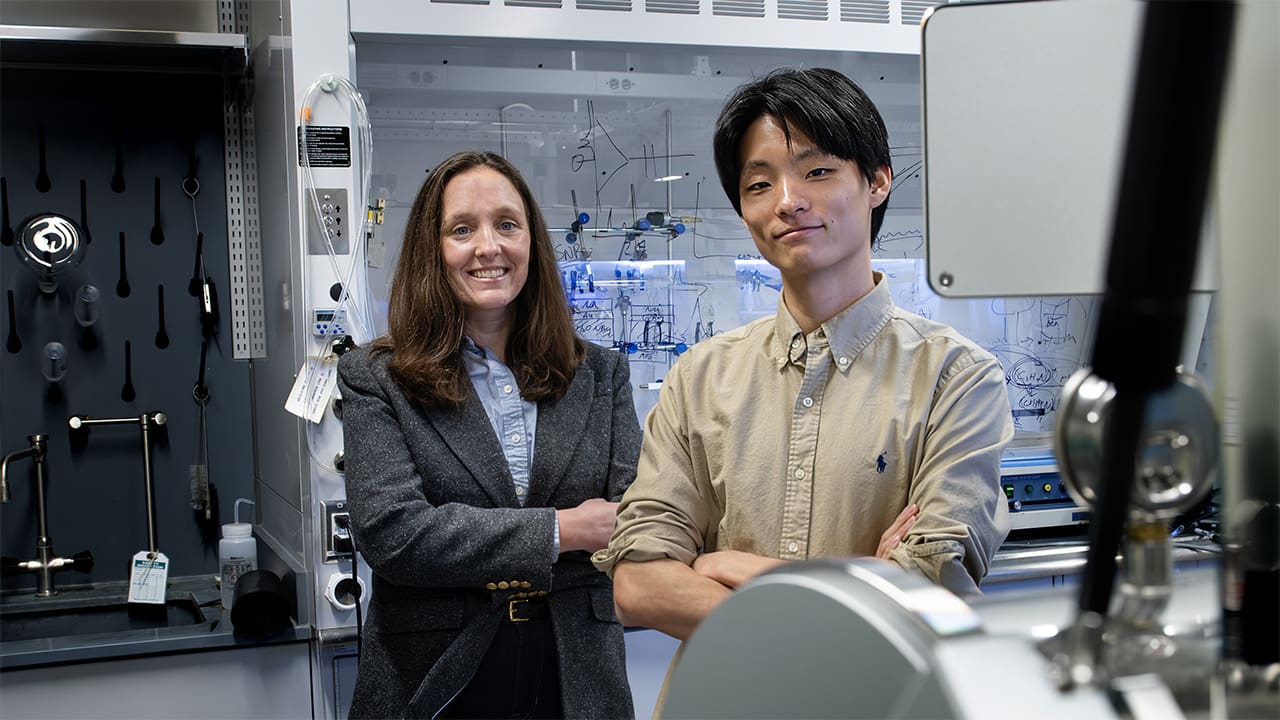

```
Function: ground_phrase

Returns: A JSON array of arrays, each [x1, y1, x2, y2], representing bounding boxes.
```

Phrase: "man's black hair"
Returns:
[[712, 67, 893, 241]]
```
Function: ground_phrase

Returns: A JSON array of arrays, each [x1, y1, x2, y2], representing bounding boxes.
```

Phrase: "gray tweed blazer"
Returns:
[[337, 342, 641, 719]]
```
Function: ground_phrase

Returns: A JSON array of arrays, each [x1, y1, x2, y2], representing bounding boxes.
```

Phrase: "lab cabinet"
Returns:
[[0, 19, 308, 701], [0, 37, 256, 591], [0, 640, 311, 719]]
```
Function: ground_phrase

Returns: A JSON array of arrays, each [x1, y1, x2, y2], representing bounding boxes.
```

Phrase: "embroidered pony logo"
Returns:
[[876, 453, 887, 474]]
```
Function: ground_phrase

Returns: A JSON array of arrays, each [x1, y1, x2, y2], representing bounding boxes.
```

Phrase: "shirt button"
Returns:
[[837, 356, 850, 366], [516, 486, 525, 496], [791, 338, 801, 349], [511, 433, 522, 444], [802, 396, 814, 408], [503, 384, 513, 394], [793, 468, 805, 479], [787, 541, 799, 553]]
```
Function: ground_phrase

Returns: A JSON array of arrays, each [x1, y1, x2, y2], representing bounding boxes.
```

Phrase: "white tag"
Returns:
[[127, 551, 169, 605], [285, 356, 339, 423]]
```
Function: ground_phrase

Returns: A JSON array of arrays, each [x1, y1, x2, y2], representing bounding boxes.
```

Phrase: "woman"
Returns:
[[338, 151, 639, 719]]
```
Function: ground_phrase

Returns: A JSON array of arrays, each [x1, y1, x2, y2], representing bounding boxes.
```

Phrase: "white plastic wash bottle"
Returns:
[[219, 498, 258, 610]]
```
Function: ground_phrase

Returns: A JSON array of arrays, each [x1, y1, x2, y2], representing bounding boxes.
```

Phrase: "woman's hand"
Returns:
[[876, 503, 919, 559], [556, 498, 619, 553]]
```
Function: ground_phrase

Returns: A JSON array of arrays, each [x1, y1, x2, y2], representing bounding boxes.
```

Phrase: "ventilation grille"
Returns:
[[840, 0, 888, 23], [430, 0, 936, 25], [645, 0, 699, 14], [901, 0, 943, 25], [577, 0, 632, 10], [713, 0, 764, 18], [778, 0, 827, 21]]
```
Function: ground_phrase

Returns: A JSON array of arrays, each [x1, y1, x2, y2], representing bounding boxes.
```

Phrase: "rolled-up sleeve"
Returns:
[[593, 356, 710, 575], [888, 352, 1013, 596]]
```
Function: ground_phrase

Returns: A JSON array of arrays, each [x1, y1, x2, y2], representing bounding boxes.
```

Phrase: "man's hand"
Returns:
[[692, 550, 785, 589], [557, 498, 619, 553], [876, 503, 919, 559]]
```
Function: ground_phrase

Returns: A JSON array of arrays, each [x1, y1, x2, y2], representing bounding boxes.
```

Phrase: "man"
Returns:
[[591, 68, 1013, 641]]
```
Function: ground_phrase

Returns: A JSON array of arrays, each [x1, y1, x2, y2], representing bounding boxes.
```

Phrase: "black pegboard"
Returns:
[[1, 65, 255, 590]]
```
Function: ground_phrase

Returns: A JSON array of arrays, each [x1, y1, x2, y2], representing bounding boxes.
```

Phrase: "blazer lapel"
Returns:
[[526, 364, 594, 507], [426, 386, 519, 508]]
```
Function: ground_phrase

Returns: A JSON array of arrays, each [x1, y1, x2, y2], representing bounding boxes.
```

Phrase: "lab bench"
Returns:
[[985, 535, 1219, 592], [0, 574, 309, 671], [0, 543, 314, 718]]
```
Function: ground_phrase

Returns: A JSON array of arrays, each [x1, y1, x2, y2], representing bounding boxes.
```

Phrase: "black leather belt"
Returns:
[[506, 596, 550, 622]]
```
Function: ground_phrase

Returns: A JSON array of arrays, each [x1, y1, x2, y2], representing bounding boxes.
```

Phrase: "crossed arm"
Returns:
[[613, 504, 919, 640]]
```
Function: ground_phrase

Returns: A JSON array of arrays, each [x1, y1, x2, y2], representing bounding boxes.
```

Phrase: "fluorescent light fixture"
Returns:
[[653, 175, 683, 183]]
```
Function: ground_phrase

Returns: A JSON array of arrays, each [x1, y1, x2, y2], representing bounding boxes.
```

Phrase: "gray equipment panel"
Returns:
[[921, 0, 1217, 297], [662, 558, 1118, 719]]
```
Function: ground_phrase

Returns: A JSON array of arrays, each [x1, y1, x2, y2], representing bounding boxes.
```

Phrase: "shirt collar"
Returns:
[[771, 270, 895, 372], [461, 337, 491, 379]]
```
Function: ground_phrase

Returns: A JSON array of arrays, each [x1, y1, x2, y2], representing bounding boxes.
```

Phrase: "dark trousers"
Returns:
[[442, 615, 564, 719]]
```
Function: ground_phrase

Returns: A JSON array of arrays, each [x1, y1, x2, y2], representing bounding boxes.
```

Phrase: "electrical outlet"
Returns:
[[322, 499, 354, 562]]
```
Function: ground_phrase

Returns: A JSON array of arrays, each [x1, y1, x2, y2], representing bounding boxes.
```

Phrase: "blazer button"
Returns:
[[486, 582, 498, 591], [520, 581, 531, 589], [498, 581, 510, 590]]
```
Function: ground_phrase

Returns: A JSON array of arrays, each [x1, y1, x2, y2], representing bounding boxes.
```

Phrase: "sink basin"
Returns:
[[0, 594, 209, 642]]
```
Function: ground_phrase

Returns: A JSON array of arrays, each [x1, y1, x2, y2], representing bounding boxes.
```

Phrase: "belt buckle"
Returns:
[[508, 597, 530, 623]]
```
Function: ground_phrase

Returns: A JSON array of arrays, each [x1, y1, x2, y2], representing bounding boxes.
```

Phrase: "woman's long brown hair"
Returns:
[[372, 151, 584, 408]]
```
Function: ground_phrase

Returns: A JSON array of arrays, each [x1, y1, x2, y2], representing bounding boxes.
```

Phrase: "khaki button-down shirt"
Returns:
[[594, 273, 1013, 596]]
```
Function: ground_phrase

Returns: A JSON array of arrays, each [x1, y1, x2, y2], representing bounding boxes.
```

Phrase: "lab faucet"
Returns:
[[68, 412, 167, 554], [1, 434, 95, 596]]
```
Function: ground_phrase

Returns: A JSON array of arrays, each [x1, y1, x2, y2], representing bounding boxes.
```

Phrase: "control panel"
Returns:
[[306, 188, 350, 255], [312, 307, 349, 336], [1000, 458, 1090, 530]]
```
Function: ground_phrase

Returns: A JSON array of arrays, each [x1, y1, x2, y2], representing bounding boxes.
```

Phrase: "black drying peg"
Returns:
[[36, 126, 51, 193], [116, 232, 131, 298], [121, 340, 136, 402], [80, 179, 92, 244], [1, 178, 13, 246], [188, 232, 204, 297], [150, 177, 164, 245], [111, 131, 126, 193], [193, 339, 209, 401], [5, 290, 21, 354], [155, 285, 170, 349]]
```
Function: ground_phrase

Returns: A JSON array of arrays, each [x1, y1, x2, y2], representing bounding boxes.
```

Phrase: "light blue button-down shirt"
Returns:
[[463, 338, 559, 557]]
